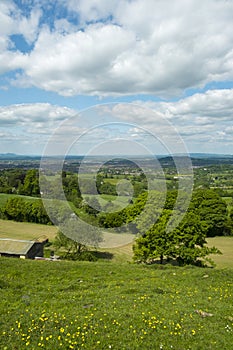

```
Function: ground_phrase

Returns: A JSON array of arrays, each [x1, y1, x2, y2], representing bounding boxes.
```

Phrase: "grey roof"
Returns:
[[0, 238, 36, 255]]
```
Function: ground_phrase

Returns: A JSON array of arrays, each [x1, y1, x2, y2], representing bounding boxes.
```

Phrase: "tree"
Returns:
[[98, 210, 127, 229], [54, 219, 103, 258], [133, 203, 221, 266], [62, 174, 82, 202], [83, 197, 101, 216], [133, 211, 175, 264], [190, 189, 230, 237], [2, 197, 28, 222], [1, 197, 51, 224], [173, 212, 221, 266], [54, 230, 81, 256], [21, 169, 40, 196]]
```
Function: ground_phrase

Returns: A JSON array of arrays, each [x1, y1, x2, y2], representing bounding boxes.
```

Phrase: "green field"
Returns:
[[0, 219, 57, 241], [206, 237, 233, 269], [0, 258, 232, 350], [0, 215, 233, 349], [83, 194, 131, 208]]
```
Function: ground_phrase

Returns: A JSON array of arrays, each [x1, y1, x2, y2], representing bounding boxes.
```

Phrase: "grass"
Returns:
[[207, 237, 233, 269], [0, 258, 232, 350], [0, 219, 57, 241], [0, 219, 233, 349], [99, 242, 133, 263]]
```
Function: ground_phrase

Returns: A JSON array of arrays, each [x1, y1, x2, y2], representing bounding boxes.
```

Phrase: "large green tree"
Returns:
[[133, 198, 221, 266]]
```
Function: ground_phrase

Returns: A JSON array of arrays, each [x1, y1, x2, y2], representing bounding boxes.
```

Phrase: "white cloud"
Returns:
[[0, 103, 77, 154], [0, 88, 232, 155], [0, 1, 42, 74], [162, 89, 233, 121], [13, 23, 135, 95], [17, 7, 42, 44], [133, 89, 233, 153], [0, 1, 41, 44], [66, 0, 119, 24], [0, 0, 232, 96], [0, 103, 76, 128]]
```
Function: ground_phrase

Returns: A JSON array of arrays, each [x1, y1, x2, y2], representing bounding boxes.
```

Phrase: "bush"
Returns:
[[61, 251, 98, 262]]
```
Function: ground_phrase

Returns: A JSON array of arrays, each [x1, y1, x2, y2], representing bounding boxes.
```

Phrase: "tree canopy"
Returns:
[[133, 191, 222, 266]]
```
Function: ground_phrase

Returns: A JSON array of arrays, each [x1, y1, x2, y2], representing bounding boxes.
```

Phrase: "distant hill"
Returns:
[[0, 153, 233, 168], [190, 153, 233, 159], [0, 153, 40, 160]]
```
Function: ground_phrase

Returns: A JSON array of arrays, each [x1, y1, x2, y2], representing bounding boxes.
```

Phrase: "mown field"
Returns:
[[206, 237, 233, 269], [0, 219, 57, 241]]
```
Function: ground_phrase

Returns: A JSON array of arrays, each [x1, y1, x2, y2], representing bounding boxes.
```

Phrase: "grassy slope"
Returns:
[[0, 216, 232, 349], [0, 258, 232, 350]]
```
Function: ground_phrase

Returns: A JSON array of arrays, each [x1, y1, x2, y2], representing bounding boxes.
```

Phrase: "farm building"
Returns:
[[0, 238, 46, 259]]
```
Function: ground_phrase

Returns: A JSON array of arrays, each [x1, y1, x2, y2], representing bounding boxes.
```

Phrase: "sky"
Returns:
[[0, 0, 233, 156]]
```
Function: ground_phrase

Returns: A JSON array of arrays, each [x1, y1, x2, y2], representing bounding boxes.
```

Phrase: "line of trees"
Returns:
[[1, 188, 232, 238], [96, 189, 232, 236], [0, 197, 51, 224]]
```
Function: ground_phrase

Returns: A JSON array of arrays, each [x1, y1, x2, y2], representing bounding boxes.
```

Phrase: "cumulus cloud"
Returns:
[[160, 89, 233, 121], [0, 1, 42, 74], [0, 0, 232, 96], [134, 89, 233, 152], [19, 23, 135, 95], [0, 87, 232, 155], [0, 103, 76, 129], [0, 102, 77, 153]]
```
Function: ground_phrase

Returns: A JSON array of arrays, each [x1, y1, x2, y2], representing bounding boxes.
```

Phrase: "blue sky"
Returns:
[[0, 0, 233, 155]]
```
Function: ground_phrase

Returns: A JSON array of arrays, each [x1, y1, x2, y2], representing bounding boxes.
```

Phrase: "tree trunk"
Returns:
[[160, 254, 163, 264]]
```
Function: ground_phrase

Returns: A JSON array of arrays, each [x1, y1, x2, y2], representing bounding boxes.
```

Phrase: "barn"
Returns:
[[0, 238, 45, 259]]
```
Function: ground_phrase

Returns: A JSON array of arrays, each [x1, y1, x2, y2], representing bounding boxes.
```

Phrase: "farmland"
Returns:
[[0, 219, 57, 241], [0, 155, 233, 349], [1, 218, 233, 267]]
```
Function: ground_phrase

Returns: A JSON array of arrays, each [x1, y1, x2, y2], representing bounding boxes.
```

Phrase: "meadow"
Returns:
[[0, 257, 232, 350], [0, 219, 233, 349]]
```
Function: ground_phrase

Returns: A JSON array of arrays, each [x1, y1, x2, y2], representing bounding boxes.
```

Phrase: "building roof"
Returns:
[[0, 238, 36, 255]]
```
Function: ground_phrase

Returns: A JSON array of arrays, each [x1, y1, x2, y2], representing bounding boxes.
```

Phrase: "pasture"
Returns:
[[0, 217, 233, 349], [206, 236, 233, 269], [0, 258, 232, 350], [0, 219, 57, 241]]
